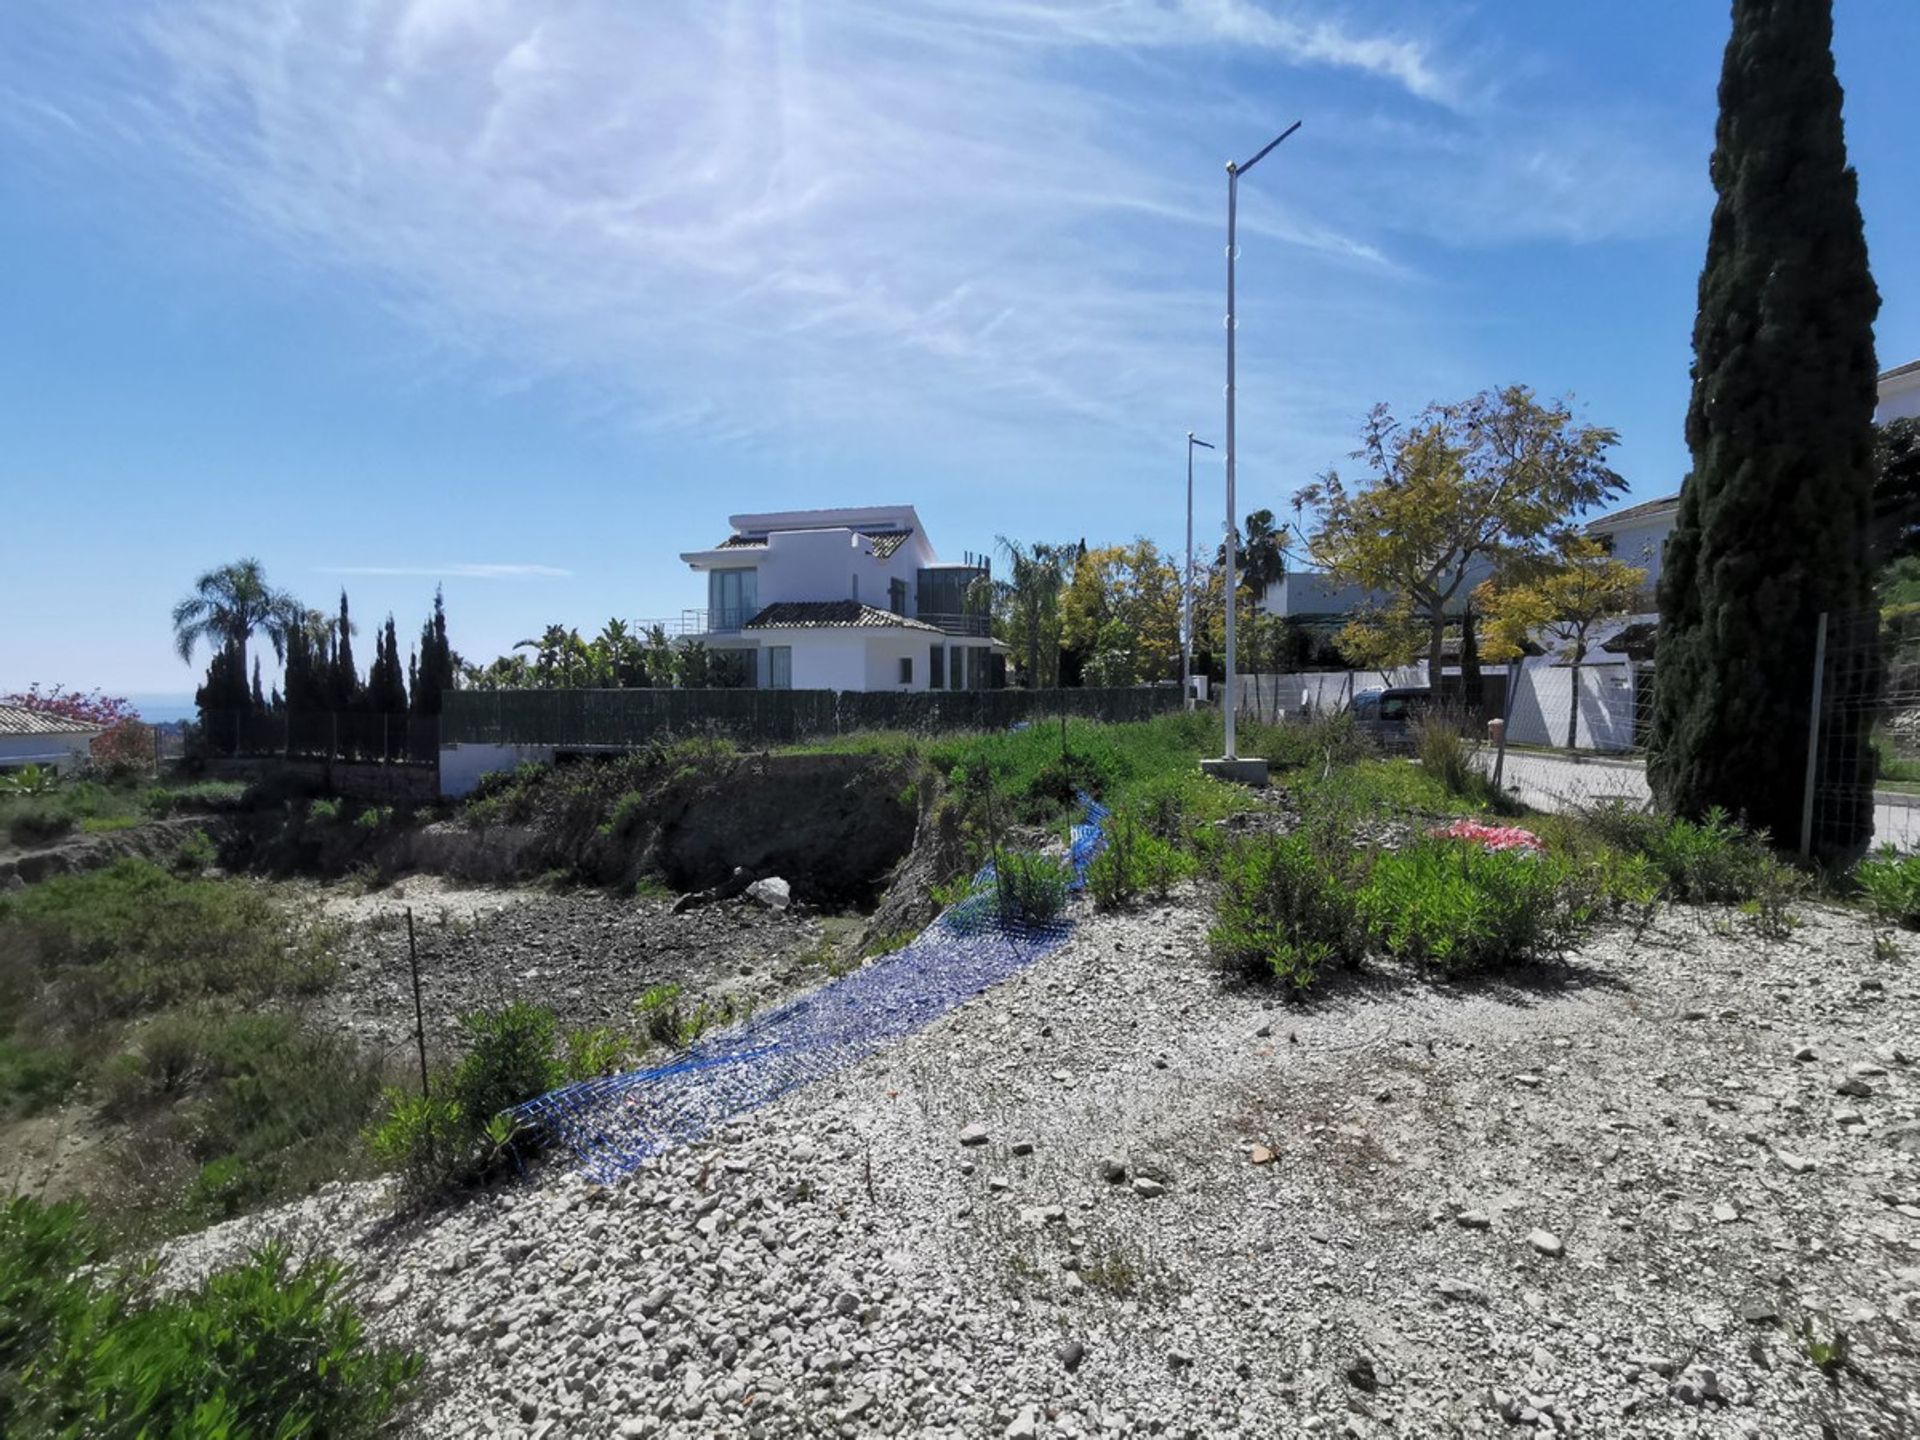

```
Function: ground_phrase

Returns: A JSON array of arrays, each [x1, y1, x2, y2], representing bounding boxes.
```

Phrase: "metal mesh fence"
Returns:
[[1811, 608, 1913, 854], [198, 710, 440, 766], [510, 797, 1110, 1183], [441, 686, 1181, 749]]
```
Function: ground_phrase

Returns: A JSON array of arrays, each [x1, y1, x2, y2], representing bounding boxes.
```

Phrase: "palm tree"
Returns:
[[171, 559, 301, 690], [993, 537, 1072, 688], [1215, 509, 1287, 602]]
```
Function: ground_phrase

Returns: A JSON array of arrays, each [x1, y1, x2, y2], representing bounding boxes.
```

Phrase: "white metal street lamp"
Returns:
[[1183, 430, 1214, 707], [1218, 119, 1300, 773]]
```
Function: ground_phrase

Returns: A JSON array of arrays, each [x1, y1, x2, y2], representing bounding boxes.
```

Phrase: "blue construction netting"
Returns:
[[510, 796, 1111, 1182]]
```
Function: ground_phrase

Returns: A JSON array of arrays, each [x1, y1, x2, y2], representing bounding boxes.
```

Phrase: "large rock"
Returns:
[[745, 876, 791, 911]]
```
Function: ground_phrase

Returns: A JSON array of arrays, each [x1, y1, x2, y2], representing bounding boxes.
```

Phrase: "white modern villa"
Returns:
[[675, 505, 1006, 692]]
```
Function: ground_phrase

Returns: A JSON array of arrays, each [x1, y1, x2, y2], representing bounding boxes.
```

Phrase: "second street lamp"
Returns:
[[1183, 431, 1214, 708], [1216, 119, 1299, 778]]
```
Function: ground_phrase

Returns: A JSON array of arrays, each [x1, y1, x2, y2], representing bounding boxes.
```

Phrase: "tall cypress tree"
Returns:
[[330, 591, 362, 713], [1647, 0, 1880, 857], [412, 586, 453, 717]]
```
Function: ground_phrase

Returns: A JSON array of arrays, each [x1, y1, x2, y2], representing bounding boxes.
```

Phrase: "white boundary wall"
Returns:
[[1243, 660, 1643, 754]]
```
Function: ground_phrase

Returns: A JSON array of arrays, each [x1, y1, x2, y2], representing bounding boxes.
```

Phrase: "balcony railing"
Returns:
[[918, 612, 992, 637], [637, 608, 991, 638]]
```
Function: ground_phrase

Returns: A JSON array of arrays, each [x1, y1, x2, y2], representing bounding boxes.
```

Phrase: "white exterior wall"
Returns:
[[0, 732, 95, 773], [438, 742, 556, 798], [1598, 514, 1670, 593], [782, 632, 872, 692], [862, 632, 931, 691], [1880, 365, 1920, 424]]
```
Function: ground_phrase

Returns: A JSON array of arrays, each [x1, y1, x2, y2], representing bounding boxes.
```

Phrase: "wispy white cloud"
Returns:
[[317, 563, 573, 580], [0, 1, 1700, 476]]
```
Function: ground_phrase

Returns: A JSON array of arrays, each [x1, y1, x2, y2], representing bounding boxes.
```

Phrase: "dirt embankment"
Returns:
[[0, 814, 242, 890], [218, 750, 925, 909]]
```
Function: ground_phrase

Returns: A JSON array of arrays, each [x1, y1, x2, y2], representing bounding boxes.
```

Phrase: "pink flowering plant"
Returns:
[[1429, 818, 1545, 854]]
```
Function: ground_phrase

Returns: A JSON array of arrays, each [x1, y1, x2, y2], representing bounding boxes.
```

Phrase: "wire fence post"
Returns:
[[1799, 611, 1829, 857], [406, 907, 431, 1099]]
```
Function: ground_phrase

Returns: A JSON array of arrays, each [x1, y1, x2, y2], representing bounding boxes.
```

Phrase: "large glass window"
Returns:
[[950, 645, 964, 692], [929, 644, 945, 690], [707, 568, 757, 631], [768, 646, 791, 690]]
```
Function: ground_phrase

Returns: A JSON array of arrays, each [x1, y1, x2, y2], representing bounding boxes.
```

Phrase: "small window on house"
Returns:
[[899, 656, 913, 685], [929, 644, 945, 689], [889, 577, 907, 615], [950, 646, 964, 692], [851, 573, 860, 602], [768, 646, 792, 690]]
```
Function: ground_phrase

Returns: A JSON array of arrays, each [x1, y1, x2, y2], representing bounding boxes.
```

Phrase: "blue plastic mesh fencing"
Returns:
[[510, 796, 1111, 1182]]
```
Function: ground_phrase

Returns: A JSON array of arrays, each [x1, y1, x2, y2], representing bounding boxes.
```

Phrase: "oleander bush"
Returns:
[[1853, 845, 1920, 929], [0, 1197, 419, 1437]]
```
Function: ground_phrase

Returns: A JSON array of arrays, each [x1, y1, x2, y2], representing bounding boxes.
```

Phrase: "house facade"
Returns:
[[0, 704, 99, 773], [1880, 358, 1920, 424], [677, 505, 1006, 692]]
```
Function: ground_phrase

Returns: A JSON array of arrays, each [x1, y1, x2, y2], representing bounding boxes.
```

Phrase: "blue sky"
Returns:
[[2, 0, 1917, 701]]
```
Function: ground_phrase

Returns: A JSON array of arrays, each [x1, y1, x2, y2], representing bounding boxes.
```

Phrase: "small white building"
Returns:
[[0, 704, 99, 774], [676, 505, 1006, 692], [1880, 358, 1920, 424]]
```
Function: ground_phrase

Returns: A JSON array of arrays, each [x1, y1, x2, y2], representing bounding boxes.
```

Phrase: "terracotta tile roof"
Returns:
[[0, 704, 101, 737], [1881, 358, 1920, 383], [1587, 492, 1681, 531], [860, 530, 912, 559], [743, 601, 943, 634], [715, 535, 768, 549]]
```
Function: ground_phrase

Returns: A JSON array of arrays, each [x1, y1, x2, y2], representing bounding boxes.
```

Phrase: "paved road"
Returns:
[[1483, 748, 1920, 850]]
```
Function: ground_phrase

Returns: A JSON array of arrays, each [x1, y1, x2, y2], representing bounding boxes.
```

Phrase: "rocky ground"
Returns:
[[166, 890, 1919, 1438], [304, 875, 854, 1058]]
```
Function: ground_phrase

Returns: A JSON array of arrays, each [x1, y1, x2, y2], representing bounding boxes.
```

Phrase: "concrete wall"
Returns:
[[439, 742, 555, 799], [1504, 663, 1638, 752], [0, 732, 95, 773]]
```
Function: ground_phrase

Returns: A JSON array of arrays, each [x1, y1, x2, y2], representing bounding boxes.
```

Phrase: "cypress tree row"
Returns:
[[1647, 0, 1881, 857]]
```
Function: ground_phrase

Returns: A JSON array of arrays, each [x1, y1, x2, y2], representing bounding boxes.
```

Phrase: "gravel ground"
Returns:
[[166, 891, 1919, 1438], [296, 876, 849, 1058]]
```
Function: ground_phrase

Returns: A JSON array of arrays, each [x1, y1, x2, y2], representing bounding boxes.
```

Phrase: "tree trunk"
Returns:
[[1427, 613, 1447, 699], [1566, 661, 1582, 750]]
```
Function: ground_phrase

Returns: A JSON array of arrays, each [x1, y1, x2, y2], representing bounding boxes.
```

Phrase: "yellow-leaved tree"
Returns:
[[1477, 536, 1647, 749], [1060, 540, 1181, 686], [1295, 387, 1623, 684]]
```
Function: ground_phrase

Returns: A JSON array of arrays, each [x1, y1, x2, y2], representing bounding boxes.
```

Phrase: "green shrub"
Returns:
[[1360, 839, 1594, 975], [0, 1037, 80, 1115], [1411, 710, 1507, 807], [0, 860, 335, 1023], [993, 850, 1071, 925], [1854, 845, 1920, 929], [366, 1090, 466, 1186], [1579, 802, 1793, 903], [1209, 825, 1368, 990], [307, 797, 342, 823], [449, 1002, 561, 1128], [562, 1026, 625, 1081], [92, 1012, 383, 1225], [1087, 811, 1196, 910], [171, 828, 217, 875], [5, 804, 74, 848], [0, 1197, 419, 1437]]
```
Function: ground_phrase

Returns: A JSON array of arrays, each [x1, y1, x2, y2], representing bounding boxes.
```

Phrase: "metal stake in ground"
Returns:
[[406, 907, 430, 1098]]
